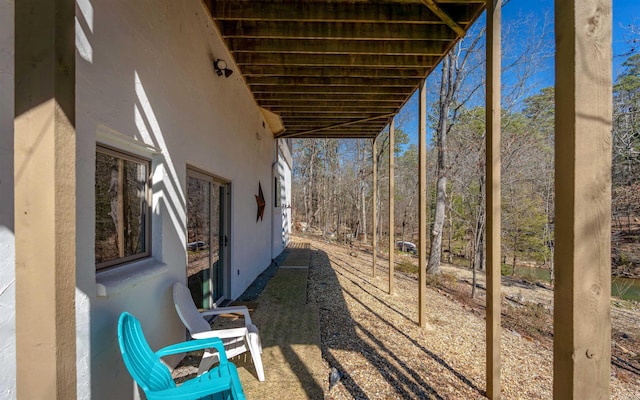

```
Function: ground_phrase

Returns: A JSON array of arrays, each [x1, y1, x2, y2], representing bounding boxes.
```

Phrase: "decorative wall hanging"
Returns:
[[255, 182, 265, 222]]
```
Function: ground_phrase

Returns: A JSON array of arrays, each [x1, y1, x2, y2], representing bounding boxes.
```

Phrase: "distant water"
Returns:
[[512, 266, 640, 301], [612, 277, 640, 301]]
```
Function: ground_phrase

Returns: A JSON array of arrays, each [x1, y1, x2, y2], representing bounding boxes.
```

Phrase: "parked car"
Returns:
[[187, 241, 207, 251], [395, 241, 417, 254]]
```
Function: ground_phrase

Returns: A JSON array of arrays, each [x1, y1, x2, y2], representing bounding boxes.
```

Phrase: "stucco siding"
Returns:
[[272, 140, 293, 257], [1, 0, 288, 397], [74, 0, 280, 398]]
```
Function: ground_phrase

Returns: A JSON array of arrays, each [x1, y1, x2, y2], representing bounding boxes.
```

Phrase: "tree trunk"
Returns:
[[357, 140, 368, 243], [447, 195, 453, 263], [479, 227, 486, 271], [472, 256, 477, 298], [361, 178, 367, 242], [303, 184, 309, 228], [428, 54, 454, 275], [429, 176, 447, 274]]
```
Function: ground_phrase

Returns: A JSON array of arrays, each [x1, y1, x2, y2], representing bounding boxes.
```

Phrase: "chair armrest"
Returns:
[[192, 327, 248, 340], [156, 337, 228, 364], [200, 305, 253, 326]]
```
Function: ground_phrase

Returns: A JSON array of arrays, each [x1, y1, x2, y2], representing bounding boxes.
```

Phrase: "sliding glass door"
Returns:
[[186, 169, 229, 309]]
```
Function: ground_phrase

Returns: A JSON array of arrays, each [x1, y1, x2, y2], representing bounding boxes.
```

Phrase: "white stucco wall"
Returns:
[[0, 1, 16, 398], [72, 0, 282, 398], [0, 0, 289, 397], [272, 140, 293, 257], [282, 140, 294, 237]]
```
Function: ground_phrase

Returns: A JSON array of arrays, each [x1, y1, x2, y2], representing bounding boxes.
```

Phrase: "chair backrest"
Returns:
[[173, 282, 213, 335], [117, 312, 175, 394]]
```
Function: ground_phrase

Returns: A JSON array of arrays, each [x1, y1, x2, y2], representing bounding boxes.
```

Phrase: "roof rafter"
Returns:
[[212, 1, 474, 24], [277, 114, 395, 138], [420, 0, 466, 37], [218, 21, 458, 41], [227, 38, 449, 56]]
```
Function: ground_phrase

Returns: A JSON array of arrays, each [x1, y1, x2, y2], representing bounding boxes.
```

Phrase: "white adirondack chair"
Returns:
[[172, 282, 265, 381]]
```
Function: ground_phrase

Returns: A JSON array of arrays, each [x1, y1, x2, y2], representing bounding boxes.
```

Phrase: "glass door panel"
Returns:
[[209, 181, 223, 303], [186, 171, 228, 309]]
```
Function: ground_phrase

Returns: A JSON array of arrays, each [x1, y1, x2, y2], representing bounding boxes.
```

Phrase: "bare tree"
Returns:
[[428, 30, 484, 275]]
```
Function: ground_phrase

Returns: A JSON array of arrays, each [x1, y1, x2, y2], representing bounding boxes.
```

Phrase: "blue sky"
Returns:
[[397, 0, 639, 149]]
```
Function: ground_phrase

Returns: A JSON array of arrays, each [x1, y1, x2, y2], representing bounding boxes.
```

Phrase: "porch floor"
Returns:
[[228, 242, 326, 398]]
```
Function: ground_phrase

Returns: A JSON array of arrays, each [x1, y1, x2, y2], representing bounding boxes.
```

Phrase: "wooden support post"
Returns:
[[388, 119, 395, 294], [372, 137, 377, 277], [418, 79, 427, 328], [485, 1, 501, 398], [554, 1, 612, 398], [14, 0, 77, 398]]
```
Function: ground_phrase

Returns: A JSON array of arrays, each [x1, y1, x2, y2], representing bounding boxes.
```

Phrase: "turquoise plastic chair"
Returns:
[[117, 312, 246, 400]]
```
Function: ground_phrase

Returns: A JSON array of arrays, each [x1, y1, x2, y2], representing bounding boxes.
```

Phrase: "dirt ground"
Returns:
[[305, 235, 640, 399]]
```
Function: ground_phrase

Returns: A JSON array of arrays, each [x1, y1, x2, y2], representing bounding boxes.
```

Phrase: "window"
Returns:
[[274, 176, 281, 208], [95, 146, 151, 269]]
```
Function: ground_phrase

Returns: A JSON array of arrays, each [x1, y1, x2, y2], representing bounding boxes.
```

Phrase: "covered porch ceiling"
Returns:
[[207, 0, 486, 139]]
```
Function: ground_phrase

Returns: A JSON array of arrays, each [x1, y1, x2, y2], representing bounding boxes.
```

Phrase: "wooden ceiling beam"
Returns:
[[283, 131, 386, 139], [234, 53, 439, 68], [277, 113, 394, 138], [241, 65, 427, 78], [420, 0, 466, 36], [217, 21, 458, 41], [282, 115, 383, 121], [265, 105, 399, 113], [250, 85, 412, 95], [211, 1, 473, 24], [285, 126, 388, 132], [260, 100, 405, 108], [247, 76, 420, 87], [253, 92, 408, 102], [287, 123, 381, 132], [227, 38, 449, 56], [282, 132, 379, 139], [280, 115, 390, 121], [283, 119, 387, 126], [278, 109, 397, 116], [284, 126, 385, 132], [287, 124, 387, 133], [282, 115, 385, 121], [287, 129, 382, 135]]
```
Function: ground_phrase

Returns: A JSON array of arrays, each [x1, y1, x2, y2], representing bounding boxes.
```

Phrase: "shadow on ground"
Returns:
[[175, 241, 485, 399], [309, 248, 485, 399]]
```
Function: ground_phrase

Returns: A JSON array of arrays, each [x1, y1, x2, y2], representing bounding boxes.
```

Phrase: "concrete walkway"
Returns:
[[217, 242, 327, 399]]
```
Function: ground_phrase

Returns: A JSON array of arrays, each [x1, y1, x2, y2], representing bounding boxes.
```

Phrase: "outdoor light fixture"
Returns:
[[213, 59, 233, 78]]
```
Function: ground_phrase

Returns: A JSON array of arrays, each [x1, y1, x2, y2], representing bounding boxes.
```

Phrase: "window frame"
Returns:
[[95, 144, 152, 270]]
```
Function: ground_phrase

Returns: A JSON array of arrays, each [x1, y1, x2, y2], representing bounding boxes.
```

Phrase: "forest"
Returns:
[[290, 18, 640, 294]]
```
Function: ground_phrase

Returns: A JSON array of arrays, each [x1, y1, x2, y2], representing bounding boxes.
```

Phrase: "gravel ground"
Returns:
[[305, 237, 640, 400]]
